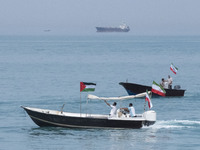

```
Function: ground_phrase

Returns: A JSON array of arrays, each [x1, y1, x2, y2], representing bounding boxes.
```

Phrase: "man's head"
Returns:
[[113, 102, 117, 106], [168, 75, 170, 78], [129, 103, 133, 107]]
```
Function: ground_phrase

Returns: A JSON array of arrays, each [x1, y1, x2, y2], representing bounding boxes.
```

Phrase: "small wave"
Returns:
[[168, 120, 200, 125], [146, 120, 200, 129]]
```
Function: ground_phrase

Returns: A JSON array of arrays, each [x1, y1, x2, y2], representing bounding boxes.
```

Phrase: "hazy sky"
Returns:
[[0, 0, 200, 35]]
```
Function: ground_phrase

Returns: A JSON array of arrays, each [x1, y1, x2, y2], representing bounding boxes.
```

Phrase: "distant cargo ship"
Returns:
[[96, 24, 130, 32]]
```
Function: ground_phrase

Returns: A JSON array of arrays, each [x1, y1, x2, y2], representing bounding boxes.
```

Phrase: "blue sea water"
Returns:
[[0, 35, 200, 150]]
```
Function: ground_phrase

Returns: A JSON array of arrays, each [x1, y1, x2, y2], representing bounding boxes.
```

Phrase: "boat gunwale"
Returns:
[[119, 82, 186, 91], [22, 106, 147, 121]]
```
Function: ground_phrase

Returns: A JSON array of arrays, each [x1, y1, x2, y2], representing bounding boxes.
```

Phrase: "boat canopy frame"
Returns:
[[87, 91, 151, 101]]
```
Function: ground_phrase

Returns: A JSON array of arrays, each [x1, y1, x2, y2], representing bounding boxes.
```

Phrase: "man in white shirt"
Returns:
[[168, 75, 173, 89], [104, 100, 117, 117]]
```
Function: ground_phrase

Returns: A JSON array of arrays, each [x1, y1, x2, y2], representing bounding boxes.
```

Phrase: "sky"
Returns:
[[0, 0, 200, 35]]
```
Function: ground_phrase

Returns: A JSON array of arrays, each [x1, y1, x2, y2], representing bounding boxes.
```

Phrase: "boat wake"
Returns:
[[144, 120, 200, 129]]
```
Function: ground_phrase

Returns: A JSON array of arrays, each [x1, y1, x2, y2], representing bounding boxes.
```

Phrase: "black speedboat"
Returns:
[[21, 93, 156, 129], [22, 106, 155, 129], [119, 82, 185, 97]]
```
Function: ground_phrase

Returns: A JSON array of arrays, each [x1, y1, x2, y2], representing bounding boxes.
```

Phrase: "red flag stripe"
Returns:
[[145, 94, 152, 109], [151, 88, 166, 96], [80, 82, 86, 92], [145, 97, 150, 108], [170, 67, 177, 74]]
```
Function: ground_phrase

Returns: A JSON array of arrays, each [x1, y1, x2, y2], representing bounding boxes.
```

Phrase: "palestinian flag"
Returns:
[[145, 90, 153, 109], [170, 63, 178, 74], [151, 81, 166, 96], [80, 82, 96, 92]]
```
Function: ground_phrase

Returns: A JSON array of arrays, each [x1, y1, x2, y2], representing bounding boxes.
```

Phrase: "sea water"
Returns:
[[0, 35, 200, 150]]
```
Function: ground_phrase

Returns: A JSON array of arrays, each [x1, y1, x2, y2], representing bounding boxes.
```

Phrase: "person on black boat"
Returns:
[[160, 78, 165, 88], [104, 100, 117, 117], [120, 103, 136, 117], [167, 75, 173, 89]]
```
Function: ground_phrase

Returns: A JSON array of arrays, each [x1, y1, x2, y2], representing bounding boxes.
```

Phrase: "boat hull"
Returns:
[[119, 82, 185, 97], [22, 106, 155, 129]]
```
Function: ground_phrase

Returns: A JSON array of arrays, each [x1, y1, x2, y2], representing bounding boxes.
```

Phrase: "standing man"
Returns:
[[168, 75, 173, 89], [104, 100, 117, 117]]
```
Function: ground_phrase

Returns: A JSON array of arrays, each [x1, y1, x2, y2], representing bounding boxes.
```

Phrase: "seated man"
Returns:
[[120, 103, 136, 117]]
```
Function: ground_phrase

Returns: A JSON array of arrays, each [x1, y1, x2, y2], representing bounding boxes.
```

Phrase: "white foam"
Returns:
[[171, 120, 200, 125], [144, 120, 200, 129]]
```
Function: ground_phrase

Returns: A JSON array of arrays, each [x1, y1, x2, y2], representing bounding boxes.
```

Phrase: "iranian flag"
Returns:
[[151, 81, 166, 96], [145, 90, 153, 109], [80, 82, 96, 92], [170, 63, 178, 74]]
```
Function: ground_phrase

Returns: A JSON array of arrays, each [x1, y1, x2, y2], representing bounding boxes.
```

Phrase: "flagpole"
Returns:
[[144, 90, 147, 112], [80, 92, 82, 117], [80, 81, 96, 117], [86, 98, 88, 117], [144, 97, 146, 112]]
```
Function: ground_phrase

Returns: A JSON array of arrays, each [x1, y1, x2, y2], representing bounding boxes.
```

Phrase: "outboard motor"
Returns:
[[174, 85, 181, 90], [143, 110, 156, 126]]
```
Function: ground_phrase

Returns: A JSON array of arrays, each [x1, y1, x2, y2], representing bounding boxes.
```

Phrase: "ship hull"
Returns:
[[96, 27, 130, 32]]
